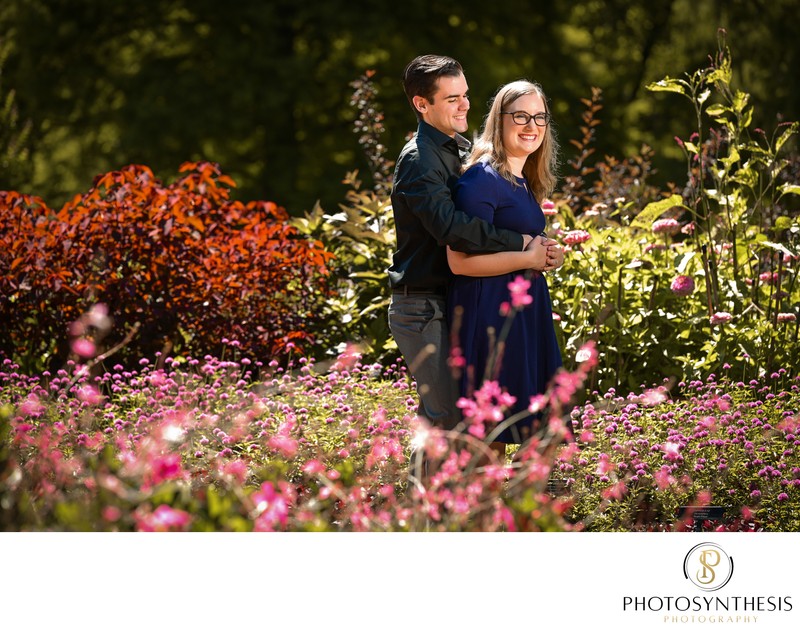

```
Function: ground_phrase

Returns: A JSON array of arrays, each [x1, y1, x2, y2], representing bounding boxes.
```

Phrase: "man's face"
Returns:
[[415, 73, 470, 137]]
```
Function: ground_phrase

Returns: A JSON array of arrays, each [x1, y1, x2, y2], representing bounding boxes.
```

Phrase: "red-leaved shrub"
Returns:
[[0, 162, 334, 370]]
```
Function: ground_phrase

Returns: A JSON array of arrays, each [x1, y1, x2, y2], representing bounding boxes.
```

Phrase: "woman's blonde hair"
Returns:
[[465, 80, 558, 200]]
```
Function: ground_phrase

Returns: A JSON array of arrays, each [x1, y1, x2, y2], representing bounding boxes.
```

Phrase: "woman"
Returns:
[[446, 80, 563, 448]]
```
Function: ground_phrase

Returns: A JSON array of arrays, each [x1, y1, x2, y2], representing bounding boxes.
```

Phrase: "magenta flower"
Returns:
[[268, 434, 299, 458], [655, 468, 676, 489], [777, 313, 797, 323], [670, 275, 695, 297], [148, 453, 184, 487], [221, 460, 248, 484], [136, 505, 192, 532], [76, 384, 103, 405], [662, 441, 682, 462], [710, 311, 733, 325], [563, 229, 591, 246], [652, 218, 681, 235], [252, 481, 290, 531], [507, 275, 533, 309]]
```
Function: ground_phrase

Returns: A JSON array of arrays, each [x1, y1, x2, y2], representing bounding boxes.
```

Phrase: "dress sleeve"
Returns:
[[454, 164, 499, 224]]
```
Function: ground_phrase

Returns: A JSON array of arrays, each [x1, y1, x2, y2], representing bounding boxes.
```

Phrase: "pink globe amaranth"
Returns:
[[670, 275, 695, 297], [652, 218, 681, 235], [710, 311, 733, 325], [563, 229, 591, 246]]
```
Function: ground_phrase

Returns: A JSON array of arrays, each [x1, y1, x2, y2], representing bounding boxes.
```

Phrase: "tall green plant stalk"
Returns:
[[647, 28, 799, 376]]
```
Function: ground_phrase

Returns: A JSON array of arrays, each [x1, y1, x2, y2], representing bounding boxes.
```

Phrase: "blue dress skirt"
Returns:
[[447, 162, 563, 444]]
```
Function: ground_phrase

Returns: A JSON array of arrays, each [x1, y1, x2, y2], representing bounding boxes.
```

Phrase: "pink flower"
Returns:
[[563, 229, 591, 246], [507, 275, 533, 309], [302, 459, 325, 475], [575, 341, 598, 369], [670, 275, 695, 297], [652, 218, 681, 235], [639, 387, 668, 406], [102, 506, 122, 522], [541, 199, 557, 215], [457, 380, 515, 439], [71, 338, 96, 358], [221, 460, 248, 484], [76, 384, 104, 405], [710, 311, 732, 325], [655, 467, 676, 489], [662, 442, 682, 462], [602, 481, 627, 500], [268, 434, 298, 458], [252, 481, 290, 531], [136, 505, 192, 532], [148, 453, 184, 487], [777, 313, 796, 323]]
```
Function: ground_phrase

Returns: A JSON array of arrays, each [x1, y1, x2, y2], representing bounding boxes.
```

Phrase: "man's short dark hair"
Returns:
[[402, 55, 463, 119]]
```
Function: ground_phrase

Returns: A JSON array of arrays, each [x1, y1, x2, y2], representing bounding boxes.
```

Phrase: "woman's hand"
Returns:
[[542, 237, 564, 271], [523, 235, 549, 271], [525, 236, 564, 272]]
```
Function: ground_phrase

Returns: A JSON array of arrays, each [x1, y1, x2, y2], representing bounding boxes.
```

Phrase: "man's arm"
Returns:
[[393, 150, 524, 254]]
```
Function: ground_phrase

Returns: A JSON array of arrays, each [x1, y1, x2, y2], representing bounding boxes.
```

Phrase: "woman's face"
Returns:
[[501, 92, 547, 162]]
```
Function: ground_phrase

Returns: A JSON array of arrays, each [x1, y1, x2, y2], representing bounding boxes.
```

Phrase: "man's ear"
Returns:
[[412, 96, 428, 115]]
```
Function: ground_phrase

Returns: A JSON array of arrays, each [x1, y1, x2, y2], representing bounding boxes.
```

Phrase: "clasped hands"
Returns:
[[522, 234, 564, 272]]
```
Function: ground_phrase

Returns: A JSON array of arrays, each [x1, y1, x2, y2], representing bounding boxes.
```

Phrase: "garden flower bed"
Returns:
[[2, 345, 797, 532]]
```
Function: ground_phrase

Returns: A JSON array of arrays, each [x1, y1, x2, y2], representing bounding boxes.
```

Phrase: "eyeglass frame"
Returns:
[[501, 111, 552, 127]]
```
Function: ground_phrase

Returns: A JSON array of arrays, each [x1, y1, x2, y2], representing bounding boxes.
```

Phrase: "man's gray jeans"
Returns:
[[388, 293, 461, 431]]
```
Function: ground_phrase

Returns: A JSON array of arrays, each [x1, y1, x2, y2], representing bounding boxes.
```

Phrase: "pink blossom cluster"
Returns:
[[652, 218, 681, 235], [563, 229, 591, 246], [670, 275, 695, 297], [560, 371, 800, 531]]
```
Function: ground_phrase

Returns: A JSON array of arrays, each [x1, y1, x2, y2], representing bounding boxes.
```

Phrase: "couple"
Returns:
[[388, 55, 564, 458]]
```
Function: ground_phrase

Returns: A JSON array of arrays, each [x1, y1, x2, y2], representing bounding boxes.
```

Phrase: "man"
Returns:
[[388, 55, 559, 433]]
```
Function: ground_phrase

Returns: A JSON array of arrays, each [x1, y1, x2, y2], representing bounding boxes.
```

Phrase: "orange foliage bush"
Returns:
[[0, 162, 333, 369]]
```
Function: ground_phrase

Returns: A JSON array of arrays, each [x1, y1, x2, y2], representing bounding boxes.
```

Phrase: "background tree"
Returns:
[[0, 0, 797, 214]]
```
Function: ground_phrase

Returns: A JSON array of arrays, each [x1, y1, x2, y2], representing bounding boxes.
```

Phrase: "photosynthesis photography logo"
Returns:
[[621, 540, 793, 625], [683, 542, 734, 591]]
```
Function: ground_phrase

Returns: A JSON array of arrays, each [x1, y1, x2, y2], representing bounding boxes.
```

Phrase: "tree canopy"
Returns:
[[1, 0, 797, 213]]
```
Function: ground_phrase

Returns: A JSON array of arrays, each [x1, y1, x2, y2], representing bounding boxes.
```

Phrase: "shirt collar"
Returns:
[[417, 120, 472, 153]]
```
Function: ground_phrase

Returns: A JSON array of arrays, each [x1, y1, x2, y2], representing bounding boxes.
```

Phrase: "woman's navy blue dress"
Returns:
[[447, 162, 562, 444]]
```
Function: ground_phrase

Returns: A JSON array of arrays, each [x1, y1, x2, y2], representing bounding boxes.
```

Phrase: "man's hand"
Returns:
[[521, 234, 534, 250]]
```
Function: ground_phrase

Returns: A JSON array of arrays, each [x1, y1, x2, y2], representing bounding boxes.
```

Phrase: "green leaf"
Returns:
[[776, 122, 799, 153], [705, 104, 728, 117], [677, 251, 696, 274], [779, 183, 800, 198], [774, 216, 794, 231], [760, 240, 794, 257], [646, 78, 689, 96], [630, 194, 684, 230]]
